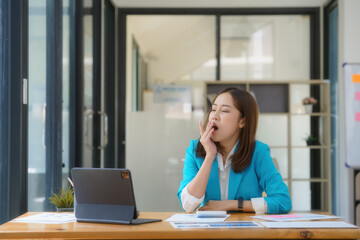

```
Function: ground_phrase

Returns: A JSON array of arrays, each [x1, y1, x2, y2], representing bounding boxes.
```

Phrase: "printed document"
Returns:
[[170, 221, 263, 229], [11, 213, 76, 224], [252, 213, 340, 222], [166, 213, 229, 223], [261, 221, 358, 229]]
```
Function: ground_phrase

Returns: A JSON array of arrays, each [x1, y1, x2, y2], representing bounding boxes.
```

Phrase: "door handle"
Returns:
[[42, 103, 46, 150], [98, 111, 108, 150], [84, 109, 94, 150]]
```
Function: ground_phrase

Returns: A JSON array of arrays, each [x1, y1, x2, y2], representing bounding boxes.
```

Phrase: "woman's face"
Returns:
[[208, 92, 243, 144]]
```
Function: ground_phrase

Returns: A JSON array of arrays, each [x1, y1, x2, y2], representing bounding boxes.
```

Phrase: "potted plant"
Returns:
[[304, 133, 318, 146], [302, 97, 318, 113], [49, 185, 74, 212]]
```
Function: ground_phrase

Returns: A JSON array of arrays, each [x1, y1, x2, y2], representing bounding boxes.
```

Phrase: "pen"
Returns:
[[67, 177, 74, 187]]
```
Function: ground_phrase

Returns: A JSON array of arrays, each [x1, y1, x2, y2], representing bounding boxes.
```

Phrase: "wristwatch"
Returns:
[[238, 197, 243, 211]]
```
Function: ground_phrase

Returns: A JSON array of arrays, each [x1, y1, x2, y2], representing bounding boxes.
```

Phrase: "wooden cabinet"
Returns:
[[205, 80, 331, 212]]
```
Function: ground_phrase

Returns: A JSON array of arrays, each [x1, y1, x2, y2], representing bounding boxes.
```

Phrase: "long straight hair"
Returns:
[[196, 88, 259, 173]]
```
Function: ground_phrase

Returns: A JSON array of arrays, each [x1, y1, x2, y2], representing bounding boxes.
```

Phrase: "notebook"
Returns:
[[71, 168, 161, 225]]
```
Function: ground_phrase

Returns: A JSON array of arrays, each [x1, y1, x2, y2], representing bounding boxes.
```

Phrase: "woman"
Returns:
[[177, 87, 291, 214]]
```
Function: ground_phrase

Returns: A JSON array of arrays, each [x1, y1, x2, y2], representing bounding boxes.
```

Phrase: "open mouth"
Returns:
[[213, 126, 218, 131]]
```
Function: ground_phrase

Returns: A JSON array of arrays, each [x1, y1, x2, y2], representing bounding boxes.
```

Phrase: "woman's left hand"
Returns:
[[198, 200, 235, 211]]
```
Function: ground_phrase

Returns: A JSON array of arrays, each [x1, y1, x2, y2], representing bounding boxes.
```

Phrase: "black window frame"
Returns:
[[324, 0, 338, 215], [44, 0, 63, 211], [0, 0, 28, 224], [104, 0, 116, 168]]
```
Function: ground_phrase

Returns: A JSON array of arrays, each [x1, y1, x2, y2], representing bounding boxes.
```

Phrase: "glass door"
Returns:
[[28, 0, 71, 211], [82, 0, 115, 168], [28, 0, 47, 211], [82, 0, 95, 168], [27, 0, 116, 212]]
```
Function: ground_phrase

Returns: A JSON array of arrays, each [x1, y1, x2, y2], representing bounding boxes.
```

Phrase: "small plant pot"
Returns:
[[56, 207, 74, 212], [306, 140, 318, 146], [304, 104, 313, 114]]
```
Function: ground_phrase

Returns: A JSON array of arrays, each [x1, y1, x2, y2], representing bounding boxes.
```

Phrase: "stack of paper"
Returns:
[[170, 221, 263, 229], [252, 213, 340, 222], [11, 213, 76, 224], [165, 213, 229, 223], [261, 221, 358, 229], [166, 212, 262, 229], [252, 213, 358, 229]]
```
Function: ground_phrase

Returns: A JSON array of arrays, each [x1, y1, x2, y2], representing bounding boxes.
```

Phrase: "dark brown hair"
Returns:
[[196, 87, 259, 173]]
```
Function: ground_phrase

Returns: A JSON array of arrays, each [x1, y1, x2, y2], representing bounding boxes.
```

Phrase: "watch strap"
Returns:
[[238, 197, 243, 211]]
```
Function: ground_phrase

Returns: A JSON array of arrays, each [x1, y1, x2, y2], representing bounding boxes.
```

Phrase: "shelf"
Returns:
[[259, 113, 288, 115], [205, 80, 331, 212], [292, 146, 330, 149], [283, 178, 329, 182], [290, 112, 327, 116], [269, 145, 330, 149], [259, 113, 327, 116]]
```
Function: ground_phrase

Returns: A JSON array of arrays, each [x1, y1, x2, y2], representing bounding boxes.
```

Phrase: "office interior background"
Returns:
[[0, 0, 359, 226]]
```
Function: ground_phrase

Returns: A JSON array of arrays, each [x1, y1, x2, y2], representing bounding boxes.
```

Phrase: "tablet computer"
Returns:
[[71, 168, 161, 225]]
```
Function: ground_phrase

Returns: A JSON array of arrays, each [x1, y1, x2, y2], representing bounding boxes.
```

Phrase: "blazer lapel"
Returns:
[[206, 156, 221, 201], [228, 165, 243, 200]]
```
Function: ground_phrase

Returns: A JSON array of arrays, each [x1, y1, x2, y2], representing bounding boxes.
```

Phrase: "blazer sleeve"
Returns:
[[177, 140, 201, 207], [254, 144, 292, 214]]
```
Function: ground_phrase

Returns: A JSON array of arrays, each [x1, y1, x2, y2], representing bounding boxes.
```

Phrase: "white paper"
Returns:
[[166, 214, 229, 223], [261, 221, 358, 229], [196, 211, 227, 218], [252, 213, 340, 222], [11, 213, 76, 224], [170, 221, 263, 229]]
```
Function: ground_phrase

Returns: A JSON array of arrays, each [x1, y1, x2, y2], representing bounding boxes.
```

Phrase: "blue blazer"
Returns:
[[177, 139, 292, 214]]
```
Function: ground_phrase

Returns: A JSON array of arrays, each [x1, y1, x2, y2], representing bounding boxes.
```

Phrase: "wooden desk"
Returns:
[[0, 212, 359, 239]]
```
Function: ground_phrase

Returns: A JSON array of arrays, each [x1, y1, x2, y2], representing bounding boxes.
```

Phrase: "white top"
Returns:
[[181, 142, 267, 213]]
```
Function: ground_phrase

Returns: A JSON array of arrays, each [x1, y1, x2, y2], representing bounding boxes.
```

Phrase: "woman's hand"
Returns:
[[198, 200, 237, 211], [199, 121, 217, 158]]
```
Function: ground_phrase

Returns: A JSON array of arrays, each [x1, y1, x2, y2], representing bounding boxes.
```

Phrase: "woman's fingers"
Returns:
[[205, 128, 214, 141], [200, 121, 214, 136], [202, 128, 214, 141], [203, 121, 215, 139]]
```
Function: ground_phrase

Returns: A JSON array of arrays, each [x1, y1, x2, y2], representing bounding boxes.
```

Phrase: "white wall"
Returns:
[[338, 0, 360, 223]]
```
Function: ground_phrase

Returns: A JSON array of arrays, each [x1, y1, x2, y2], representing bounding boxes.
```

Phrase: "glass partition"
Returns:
[[28, 0, 47, 211], [125, 14, 320, 212], [62, 0, 70, 191], [82, 3, 94, 168], [220, 15, 310, 81], [28, 0, 71, 211], [126, 15, 216, 211]]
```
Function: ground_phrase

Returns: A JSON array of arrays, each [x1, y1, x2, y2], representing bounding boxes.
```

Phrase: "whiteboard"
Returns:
[[343, 63, 360, 169]]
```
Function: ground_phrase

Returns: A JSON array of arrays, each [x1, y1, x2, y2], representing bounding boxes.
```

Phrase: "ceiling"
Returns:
[[111, 0, 329, 8]]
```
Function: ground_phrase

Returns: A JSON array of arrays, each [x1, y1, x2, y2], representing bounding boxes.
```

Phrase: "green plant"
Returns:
[[304, 133, 318, 146], [304, 133, 317, 141], [49, 185, 74, 208]]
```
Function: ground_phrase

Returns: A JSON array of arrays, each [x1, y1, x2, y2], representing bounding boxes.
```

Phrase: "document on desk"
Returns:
[[166, 214, 229, 223], [261, 221, 358, 229], [11, 213, 76, 224], [170, 221, 263, 229], [252, 213, 340, 222]]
